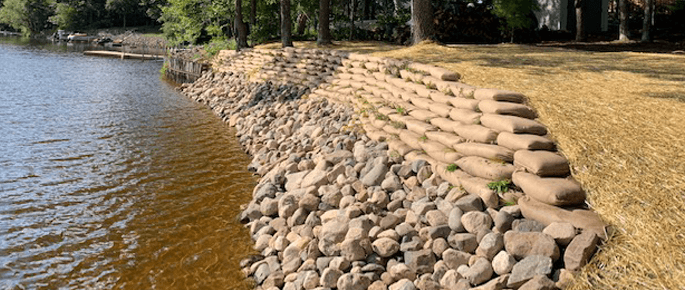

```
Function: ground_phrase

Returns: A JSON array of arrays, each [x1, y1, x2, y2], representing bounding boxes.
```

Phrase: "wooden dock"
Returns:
[[83, 50, 163, 60]]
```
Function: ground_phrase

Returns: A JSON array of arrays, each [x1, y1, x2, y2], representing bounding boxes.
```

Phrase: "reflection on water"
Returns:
[[0, 37, 257, 289]]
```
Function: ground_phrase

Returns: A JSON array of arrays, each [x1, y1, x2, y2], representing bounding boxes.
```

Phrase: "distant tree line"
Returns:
[[1, 0, 684, 45]]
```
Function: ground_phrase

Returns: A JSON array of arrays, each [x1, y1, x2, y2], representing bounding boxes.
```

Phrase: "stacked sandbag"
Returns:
[[177, 48, 607, 290]]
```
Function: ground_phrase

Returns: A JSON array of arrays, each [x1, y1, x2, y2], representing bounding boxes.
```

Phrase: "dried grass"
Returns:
[[254, 40, 685, 289]]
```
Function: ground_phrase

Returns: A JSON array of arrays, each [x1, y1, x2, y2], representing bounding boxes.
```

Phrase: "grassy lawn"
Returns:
[[256, 40, 685, 289]]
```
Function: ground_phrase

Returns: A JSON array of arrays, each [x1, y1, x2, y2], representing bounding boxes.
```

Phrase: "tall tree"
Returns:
[[235, 0, 248, 50], [280, 0, 292, 47], [317, 0, 331, 45], [641, 0, 653, 42], [349, 0, 356, 40], [574, 0, 587, 42], [250, 0, 256, 25], [618, 0, 629, 41], [411, 0, 434, 44]]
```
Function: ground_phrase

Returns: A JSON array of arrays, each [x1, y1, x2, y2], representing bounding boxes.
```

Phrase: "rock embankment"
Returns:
[[177, 47, 608, 290]]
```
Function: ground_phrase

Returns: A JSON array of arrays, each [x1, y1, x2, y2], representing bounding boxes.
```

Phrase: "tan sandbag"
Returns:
[[453, 125, 499, 144], [514, 150, 570, 177], [429, 91, 453, 105], [338, 73, 354, 80], [461, 176, 499, 208], [388, 113, 412, 123], [400, 130, 424, 150], [349, 80, 365, 89], [478, 100, 537, 119], [378, 107, 396, 116], [453, 143, 514, 162], [435, 163, 464, 187], [389, 77, 409, 91], [496, 132, 556, 151], [405, 151, 438, 167], [382, 124, 403, 136], [421, 75, 441, 89], [366, 128, 390, 142], [430, 118, 463, 132], [419, 140, 464, 164], [455, 156, 515, 181], [409, 109, 439, 121], [518, 196, 607, 240], [400, 70, 419, 82], [405, 119, 437, 136], [371, 118, 388, 129], [364, 62, 379, 71], [373, 72, 386, 81], [449, 83, 477, 99], [393, 101, 418, 113], [427, 102, 452, 118], [388, 139, 415, 156], [428, 66, 461, 81], [425, 131, 465, 148], [449, 97, 481, 111], [512, 171, 585, 206], [410, 97, 436, 111], [474, 88, 525, 103], [449, 108, 482, 125], [480, 114, 547, 135], [414, 86, 432, 98]]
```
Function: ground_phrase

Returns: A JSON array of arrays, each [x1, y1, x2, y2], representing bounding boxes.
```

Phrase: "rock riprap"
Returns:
[[176, 47, 608, 290]]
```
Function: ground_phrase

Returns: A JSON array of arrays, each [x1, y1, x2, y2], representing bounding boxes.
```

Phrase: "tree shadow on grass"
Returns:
[[643, 91, 685, 102]]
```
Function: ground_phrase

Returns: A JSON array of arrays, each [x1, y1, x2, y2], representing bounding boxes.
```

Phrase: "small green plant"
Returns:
[[446, 164, 458, 172], [419, 136, 428, 142], [443, 88, 454, 96], [396, 107, 406, 115], [375, 113, 389, 121], [502, 199, 517, 206], [159, 61, 169, 79], [390, 121, 406, 129], [488, 179, 511, 194]]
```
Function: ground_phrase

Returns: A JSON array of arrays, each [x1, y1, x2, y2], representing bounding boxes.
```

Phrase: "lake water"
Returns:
[[0, 37, 257, 289]]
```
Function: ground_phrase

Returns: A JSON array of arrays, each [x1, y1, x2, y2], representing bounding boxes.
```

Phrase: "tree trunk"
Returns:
[[250, 0, 256, 25], [349, 0, 356, 40], [618, 0, 629, 41], [281, 0, 293, 47], [411, 0, 434, 44], [393, 0, 399, 16], [363, 0, 370, 20], [317, 0, 332, 45], [296, 13, 308, 35], [236, 0, 248, 50], [575, 0, 586, 42], [641, 0, 653, 42]]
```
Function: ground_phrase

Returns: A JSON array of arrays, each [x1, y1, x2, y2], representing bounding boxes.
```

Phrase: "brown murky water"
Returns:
[[0, 38, 257, 289]]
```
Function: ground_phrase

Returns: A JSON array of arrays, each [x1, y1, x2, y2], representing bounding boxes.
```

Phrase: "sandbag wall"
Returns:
[[189, 47, 608, 290]]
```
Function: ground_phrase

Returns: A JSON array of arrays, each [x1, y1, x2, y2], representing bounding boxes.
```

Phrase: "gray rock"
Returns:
[[318, 221, 349, 256], [300, 270, 319, 289], [427, 225, 451, 240], [500, 205, 521, 217], [341, 238, 367, 261], [513, 219, 546, 232], [448, 207, 465, 232], [254, 182, 278, 202], [389, 279, 416, 290], [518, 275, 556, 290], [471, 274, 508, 290], [442, 249, 471, 270], [260, 197, 279, 216], [493, 210, 514, 233], [461, 257, 493, 286], [475, 232, 504, 261], [286, 170, 310, 190], [380, 214, 401, 230], [279, 194, 299, 219], [254, 263, 271, 284], [461, 211, 493, 234], [361, 163, 389, 186], [563, 232, 599, 271], [411, 160, 428, 173], [369, 280, 389, 290], [299, 194, 320, 211], [404, 249, 436, 275], [504, 231, 560, 261], [301, 169, 329, 189], [416, 166, 433, 184], [337, 273, 372, 290], [381, 175, 402, 192], [439, 269, 462, 289], [389, 263, 416, 281], [411, 200, 437, 216], [454, 194, 484, 212], [320, 267, 343, 288], [372, 237, 400, 257], [448, 233, 478, 253], [492, 250, 516, 275], [431, 238, 449, 257], [542, 222, 576, 247], [262, 271, 285, 289], [507, 255, 553, 288], [426, 210, 448, 227]]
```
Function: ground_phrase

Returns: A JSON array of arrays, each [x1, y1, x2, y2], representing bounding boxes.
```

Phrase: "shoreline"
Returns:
[[176, 47, 606, 290]]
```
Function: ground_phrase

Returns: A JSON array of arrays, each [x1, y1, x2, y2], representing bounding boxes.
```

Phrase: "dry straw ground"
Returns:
[[255, 41, 685, 289]]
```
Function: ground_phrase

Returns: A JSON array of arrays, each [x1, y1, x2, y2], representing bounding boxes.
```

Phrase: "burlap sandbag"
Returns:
[[415, 86, 432, 98], [480, 114, 547, 135], [496, 132, 555, 151], [400, 70, 419, 82], [453, 125, 499, 144], [430, 118, 463, 132], [349, 80, 365, 89], [389, 77, 409, 91], [461, 176, 499, 208], [378, 107, 396, 116], [419, 140, 464, 164], [518, 196, 607, 240], [388, 113, 413, 124], [410, 97, 435, 111], [512, 171, 585, 206], [366, 127, 390, 142], [338, 73, 354, 80], [514, 150, 570, 177], [429, 91, 453, 105], [405, 119, 437, 136], [406, 83, 428, 95], [455, 156, 515, 180], [404, 151, 438, 167], [435, 163, 464, 187], [364, 62, 379, 71], [373, 72, 386, 81], [449, 97, 481, 111], [409, 109, 439, 121], [473, 88, 525, 103], [393, 101, 418, 113], [382, 124, 403, 136], [425, 131, 465, 148], [427, 102, 452, 118], [453, 142, 514, 162], [371, 118, 388, 129], [400, 130, 424, 150], [478, 100, 537, 119], [449, 108, 482, 125], [388, 139, 415, 156], [449, 83, 477, 99]]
